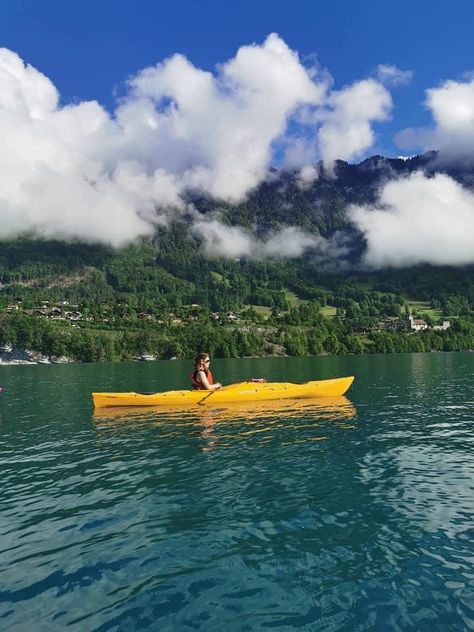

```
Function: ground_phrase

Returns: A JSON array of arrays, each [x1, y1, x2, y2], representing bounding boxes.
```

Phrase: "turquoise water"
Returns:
[[1, 353, 473, 631]]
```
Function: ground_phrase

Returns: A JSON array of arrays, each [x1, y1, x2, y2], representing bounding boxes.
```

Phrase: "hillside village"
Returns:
[[0, 294, 451, 348], [2, 298, 451, 333]]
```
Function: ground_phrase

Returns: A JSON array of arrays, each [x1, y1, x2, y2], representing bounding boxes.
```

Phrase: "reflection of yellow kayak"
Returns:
[[204, 396, 356, 422], [93, 395, 356, 423], [92, 376, 354, 408]]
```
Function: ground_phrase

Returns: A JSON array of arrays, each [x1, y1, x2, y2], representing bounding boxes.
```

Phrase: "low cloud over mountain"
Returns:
[[349, 171, 474, 268], [0, 37, 473, 267]]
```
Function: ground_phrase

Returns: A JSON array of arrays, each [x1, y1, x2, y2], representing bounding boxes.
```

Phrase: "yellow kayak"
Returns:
[[92, 376, 354, 408]]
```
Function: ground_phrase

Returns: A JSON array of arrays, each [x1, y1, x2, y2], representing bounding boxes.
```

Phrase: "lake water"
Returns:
[[1, 353, 473, 631]]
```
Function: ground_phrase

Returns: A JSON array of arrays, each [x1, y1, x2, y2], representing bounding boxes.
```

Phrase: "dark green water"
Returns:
[[1, 353, 473, 631]]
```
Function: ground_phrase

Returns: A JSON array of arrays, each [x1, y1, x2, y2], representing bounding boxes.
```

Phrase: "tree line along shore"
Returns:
[[1, 281, 473, 363]]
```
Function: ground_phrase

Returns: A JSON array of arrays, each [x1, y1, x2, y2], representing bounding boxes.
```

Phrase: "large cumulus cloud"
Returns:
[[0, 35, 397, 254]]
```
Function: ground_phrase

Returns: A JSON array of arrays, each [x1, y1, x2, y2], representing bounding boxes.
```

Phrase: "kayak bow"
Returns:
[[92, 376, 354, 408]]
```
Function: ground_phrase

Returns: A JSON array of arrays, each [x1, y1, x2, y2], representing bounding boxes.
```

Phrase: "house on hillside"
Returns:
[[408, 315, 451, 332], [408, 315, 428, 331], [33, 306, 49, 317], [432, 320, 451, 331]]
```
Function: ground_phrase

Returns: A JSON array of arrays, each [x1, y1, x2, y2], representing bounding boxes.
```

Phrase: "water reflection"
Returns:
[[93, 397, 357, 451], [93, 396, 356, 423]]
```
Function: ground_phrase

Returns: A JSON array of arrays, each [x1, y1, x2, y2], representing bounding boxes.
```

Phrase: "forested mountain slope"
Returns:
[[1, 152, 474, 362]]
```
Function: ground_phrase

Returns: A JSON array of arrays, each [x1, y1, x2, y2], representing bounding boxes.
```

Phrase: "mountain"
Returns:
[[188, 150, 474, 264], [1, 151, 474, 363]]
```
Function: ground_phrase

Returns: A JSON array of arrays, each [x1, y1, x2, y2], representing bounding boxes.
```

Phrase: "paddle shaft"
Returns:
[[197, 381, 248, 405]]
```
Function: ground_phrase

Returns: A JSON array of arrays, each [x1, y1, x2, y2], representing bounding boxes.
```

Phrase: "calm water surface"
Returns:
[[1, 353, 473, 631]]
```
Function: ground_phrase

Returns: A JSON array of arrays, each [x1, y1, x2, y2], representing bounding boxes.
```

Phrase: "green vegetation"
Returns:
[[404, 300, 443, 321], [1, 230, 474, 363], [320, 305, 337, 317], [284, 289, 303, 307]]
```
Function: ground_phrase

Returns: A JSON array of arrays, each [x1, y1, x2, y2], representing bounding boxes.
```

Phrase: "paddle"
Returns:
[[197, 381, 250, 405]]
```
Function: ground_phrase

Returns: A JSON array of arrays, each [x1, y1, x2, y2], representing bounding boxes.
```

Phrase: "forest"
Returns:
[[1, 227, 474, 363]]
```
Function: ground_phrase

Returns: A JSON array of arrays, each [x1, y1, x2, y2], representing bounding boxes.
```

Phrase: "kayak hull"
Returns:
[[92, 376, 354, 408]]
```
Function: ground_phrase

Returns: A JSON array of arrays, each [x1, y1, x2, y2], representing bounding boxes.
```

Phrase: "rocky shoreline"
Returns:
[[0, 345, 160, 365], [0, 345, 73, 366]]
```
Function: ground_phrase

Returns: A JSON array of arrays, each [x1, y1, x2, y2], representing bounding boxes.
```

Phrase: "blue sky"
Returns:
[[1, 0, 473, 157]]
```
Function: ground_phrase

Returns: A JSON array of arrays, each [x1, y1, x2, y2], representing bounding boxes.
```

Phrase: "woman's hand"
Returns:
[[213, 382, 222, 390]]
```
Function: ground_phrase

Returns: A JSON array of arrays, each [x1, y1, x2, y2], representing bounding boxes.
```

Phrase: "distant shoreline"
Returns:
[[0, 353, 73, 366], [1, 345, 472, 368], [0, 345, 162, 366]]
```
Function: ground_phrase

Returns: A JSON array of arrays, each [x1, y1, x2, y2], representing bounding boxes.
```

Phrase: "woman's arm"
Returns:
[[197, 371, 221, 391]]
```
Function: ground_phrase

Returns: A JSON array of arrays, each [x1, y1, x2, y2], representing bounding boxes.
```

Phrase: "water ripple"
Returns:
[[1, 354, 474, 629]]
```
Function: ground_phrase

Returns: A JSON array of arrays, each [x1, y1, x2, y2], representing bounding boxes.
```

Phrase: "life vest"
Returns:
[[190, 368, 214, 390]]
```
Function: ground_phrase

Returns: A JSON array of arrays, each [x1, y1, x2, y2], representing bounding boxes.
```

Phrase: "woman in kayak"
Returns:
[[191, 354, 222, 391]]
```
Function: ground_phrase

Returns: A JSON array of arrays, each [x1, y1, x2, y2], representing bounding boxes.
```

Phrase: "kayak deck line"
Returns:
[[92, 376, 355, 408]]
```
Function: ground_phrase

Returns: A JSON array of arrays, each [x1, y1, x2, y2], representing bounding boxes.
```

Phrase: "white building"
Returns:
[[408, 315, 450, 332], [432, 320, 451, 331], [408, 315, 428, 331]]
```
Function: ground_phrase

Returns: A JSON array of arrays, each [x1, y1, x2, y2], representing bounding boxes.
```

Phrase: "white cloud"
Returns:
[[0, 38, 401, 250], [395, 76, 474, 163], [0, 38, 330, 247], [427, 77, 474, 163], [261, 226, 323, 257], [349, 172, 474, 268], [281, 137, 318, 171], [297, 164, 320, 189], [191, 219, 255, 258], [317, 79, 393, 166], [427, 78, 474, 133], [0, 47, 58, 117], [377, 64, 413, 86], [122, 33, 324, 201], [0, 48, 162, 246], [280, 77, 394, 171], [191, 217, 325, 259]]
